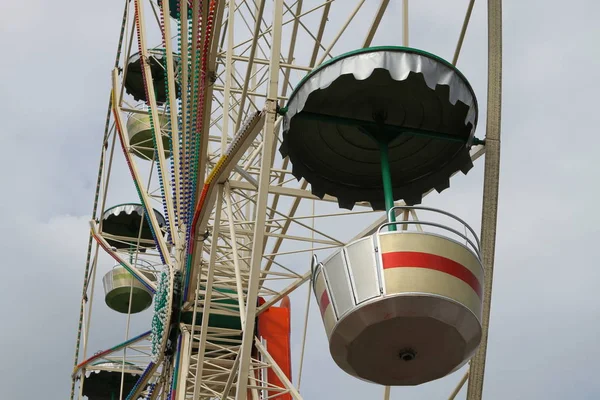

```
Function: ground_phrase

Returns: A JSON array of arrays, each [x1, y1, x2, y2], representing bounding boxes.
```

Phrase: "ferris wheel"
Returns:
[[70, 1, 502, 399]]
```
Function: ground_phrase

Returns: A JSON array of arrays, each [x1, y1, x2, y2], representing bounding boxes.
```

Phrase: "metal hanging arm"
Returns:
[[378, 140, 396, 229]]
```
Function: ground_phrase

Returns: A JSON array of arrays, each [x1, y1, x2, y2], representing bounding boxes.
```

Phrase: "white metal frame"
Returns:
[[70, 1, 501, 399]]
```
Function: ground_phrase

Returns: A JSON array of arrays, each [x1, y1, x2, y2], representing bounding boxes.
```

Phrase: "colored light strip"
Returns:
[[111, 89, 168, 266], [73, 330, 151, 376], [90, 228, 156, 293], [126, 361, 156, 400], [169, 336, 183, 400]]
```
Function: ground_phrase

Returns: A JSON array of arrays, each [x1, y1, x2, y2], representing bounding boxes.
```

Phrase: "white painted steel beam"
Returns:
[[466, 0, 503, 398], [235, 1, 283, 397]]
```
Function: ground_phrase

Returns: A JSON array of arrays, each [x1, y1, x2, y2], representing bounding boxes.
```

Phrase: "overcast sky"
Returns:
[[1, 1, 599, 399]]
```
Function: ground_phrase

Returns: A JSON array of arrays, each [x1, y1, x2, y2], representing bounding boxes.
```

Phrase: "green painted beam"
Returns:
[[378, 141, 396, 231]]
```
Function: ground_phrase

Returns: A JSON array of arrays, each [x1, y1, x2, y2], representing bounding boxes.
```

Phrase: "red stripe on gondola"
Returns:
[[382, 251, 482, 298], [319, 290, 331, 316]]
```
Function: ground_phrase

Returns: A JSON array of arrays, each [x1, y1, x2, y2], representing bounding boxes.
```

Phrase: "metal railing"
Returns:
[[379, 206, 481, 258]]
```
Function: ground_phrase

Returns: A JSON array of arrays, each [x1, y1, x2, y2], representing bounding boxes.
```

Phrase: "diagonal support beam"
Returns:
[[363, 0, 390, 47], [234, 0, 266, 131], [255, 338, 303, 400]]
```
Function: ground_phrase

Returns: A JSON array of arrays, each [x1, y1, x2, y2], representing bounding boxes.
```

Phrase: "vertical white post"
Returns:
[[176, 329, 191, 400], [222, 0, 236, 153], [192, 186, 224, 399], [466, 0, 503, 399], [234, 0, 283, 397]]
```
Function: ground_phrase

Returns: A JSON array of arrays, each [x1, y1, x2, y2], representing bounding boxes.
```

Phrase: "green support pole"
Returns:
[[378, 140, 396, 231]]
